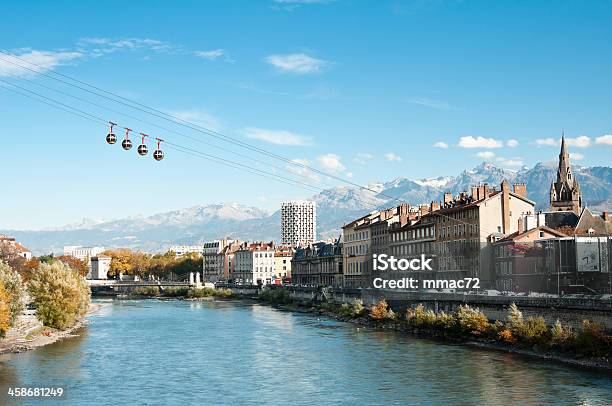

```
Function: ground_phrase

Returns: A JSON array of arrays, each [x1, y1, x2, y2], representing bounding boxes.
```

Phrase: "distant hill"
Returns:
[[3, 162, 611, 254]]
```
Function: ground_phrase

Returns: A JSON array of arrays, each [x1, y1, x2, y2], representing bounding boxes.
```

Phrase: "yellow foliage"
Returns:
[[0, 282, 11, 337], [370, 299, 395, 320], [498, 329, 516, 343]]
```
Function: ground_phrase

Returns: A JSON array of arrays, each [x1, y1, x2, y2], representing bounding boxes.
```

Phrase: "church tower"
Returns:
[[549, 134, 582, 214]]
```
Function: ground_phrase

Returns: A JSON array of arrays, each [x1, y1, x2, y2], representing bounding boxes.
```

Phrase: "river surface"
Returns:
[[0, 299, 611, 405]]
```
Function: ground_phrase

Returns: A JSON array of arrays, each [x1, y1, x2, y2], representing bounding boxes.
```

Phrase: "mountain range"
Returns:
[[3, 161, 611, 254]]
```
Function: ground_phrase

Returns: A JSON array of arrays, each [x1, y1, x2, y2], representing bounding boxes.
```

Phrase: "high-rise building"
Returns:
[[550, 134, 582, 214], [281, 201, 316, 247]]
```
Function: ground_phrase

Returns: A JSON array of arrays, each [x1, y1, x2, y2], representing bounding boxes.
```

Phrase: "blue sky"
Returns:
[[1, 0, 612, 230]]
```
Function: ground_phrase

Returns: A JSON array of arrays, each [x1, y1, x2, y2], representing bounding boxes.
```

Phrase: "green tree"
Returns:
[[28, 261, 91, 329]]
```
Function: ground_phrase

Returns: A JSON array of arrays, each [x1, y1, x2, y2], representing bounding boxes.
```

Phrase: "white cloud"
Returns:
[[433, 141, 449, 149], [346, 172, 354, 178], [0, 49, 82, 77], [506, 139, 519, 148], [476, 151, 495, 160], [243, 127, 312, 146], [565, 135, 590, 148], [354, 153, 374, 165], [168, 109, 223, 132], [458, 136, 503, 149], [595, 134, 612, 146], [385, 152, 402, 162], [79, 37, 172, 56], [194, 49, 225, 61], [570, 153, 584, 161], [317, 153, 345, 172], [406, 97, 453, 110], [496, 157, 524, 168], [265, 53, 328, 74], [535, 138, 557, 146], [287, 158, 320, 183]]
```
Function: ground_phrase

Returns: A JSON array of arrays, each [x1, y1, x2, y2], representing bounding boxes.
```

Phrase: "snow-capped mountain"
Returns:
[[4, 162, 611, 254]]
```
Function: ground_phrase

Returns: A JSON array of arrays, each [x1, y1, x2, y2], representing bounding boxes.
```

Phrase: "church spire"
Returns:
[[550, 133, 582, 214], [560, 131, 568, 158]]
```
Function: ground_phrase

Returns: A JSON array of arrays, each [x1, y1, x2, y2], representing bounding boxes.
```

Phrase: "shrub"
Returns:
[[0, 282, 11, 338], [498, 329, 516, 343], [28, 261, 91, 330], [456, 305, 490, 337], [506, 303, 524, 331], [406, 304, 436, 328], [132, 286, 160, 296], [434, 311, 456, 332], [370, 300, 395, 321], [214, 288, 233, 298], [0, 261, 26, 324], [258, 288, 292, 304], [162, 287, 190, 297], [521, 316, 550, 344], [575, 320, 611, 357], [350, 299, 365, 317], [550, 319, 575, 347]]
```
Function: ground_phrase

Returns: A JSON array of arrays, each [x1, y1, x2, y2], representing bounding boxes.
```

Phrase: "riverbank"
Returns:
[[261, 298, 612, 374], [0, 303, 102, 355]]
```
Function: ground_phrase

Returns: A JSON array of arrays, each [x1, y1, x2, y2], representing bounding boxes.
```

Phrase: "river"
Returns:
[[1, 299, 611, 405]]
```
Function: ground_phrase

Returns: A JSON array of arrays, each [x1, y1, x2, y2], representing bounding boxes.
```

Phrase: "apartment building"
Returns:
[[0, 235, 32, 260], [423, 181, 536, 286], [168, 245, 205, 256], [232, 242, 276, 285], [281, 201, 316, 247], [274, 245, 294, 281], [202, 239, 235, 283], [292, 240, 343, 287]]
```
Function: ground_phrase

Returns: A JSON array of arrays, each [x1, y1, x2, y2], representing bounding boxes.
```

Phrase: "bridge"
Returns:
[[88, 271, 207, 295]]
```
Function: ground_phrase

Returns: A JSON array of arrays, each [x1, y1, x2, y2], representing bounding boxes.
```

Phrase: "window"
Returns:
[[539, 231, 545, 238]]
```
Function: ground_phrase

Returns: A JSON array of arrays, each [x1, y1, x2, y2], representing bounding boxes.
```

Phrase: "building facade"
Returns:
[[291, 240, 343, 287], [281, 201, 316, 247], [64, 245, 106, 262], [274, 245, 294, 282], [168, 245, 205, 256], [232, 242, 276, 285], [0, 235, 32, 260], [202, 239, 235, 283], [425, 181, 536, 287], [89, 255, 112, 280]]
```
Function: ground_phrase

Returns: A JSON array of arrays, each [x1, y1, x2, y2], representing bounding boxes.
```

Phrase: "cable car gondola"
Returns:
[[153, 138, 164, 161], [122, 128, 132, 150], [106, 121, 117, 144], [138, 133, 149, 156]]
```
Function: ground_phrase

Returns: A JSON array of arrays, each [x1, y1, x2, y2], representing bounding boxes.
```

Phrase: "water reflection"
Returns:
[[0, 299, 610, 406]]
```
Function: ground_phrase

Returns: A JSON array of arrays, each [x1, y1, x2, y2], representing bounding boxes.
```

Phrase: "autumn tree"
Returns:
[[103, 249, 135, 277], [0, 261, 26, 324], [0, 282, 12, 337], [55, 255, 89, 277], [28, 261, 90, 329]]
